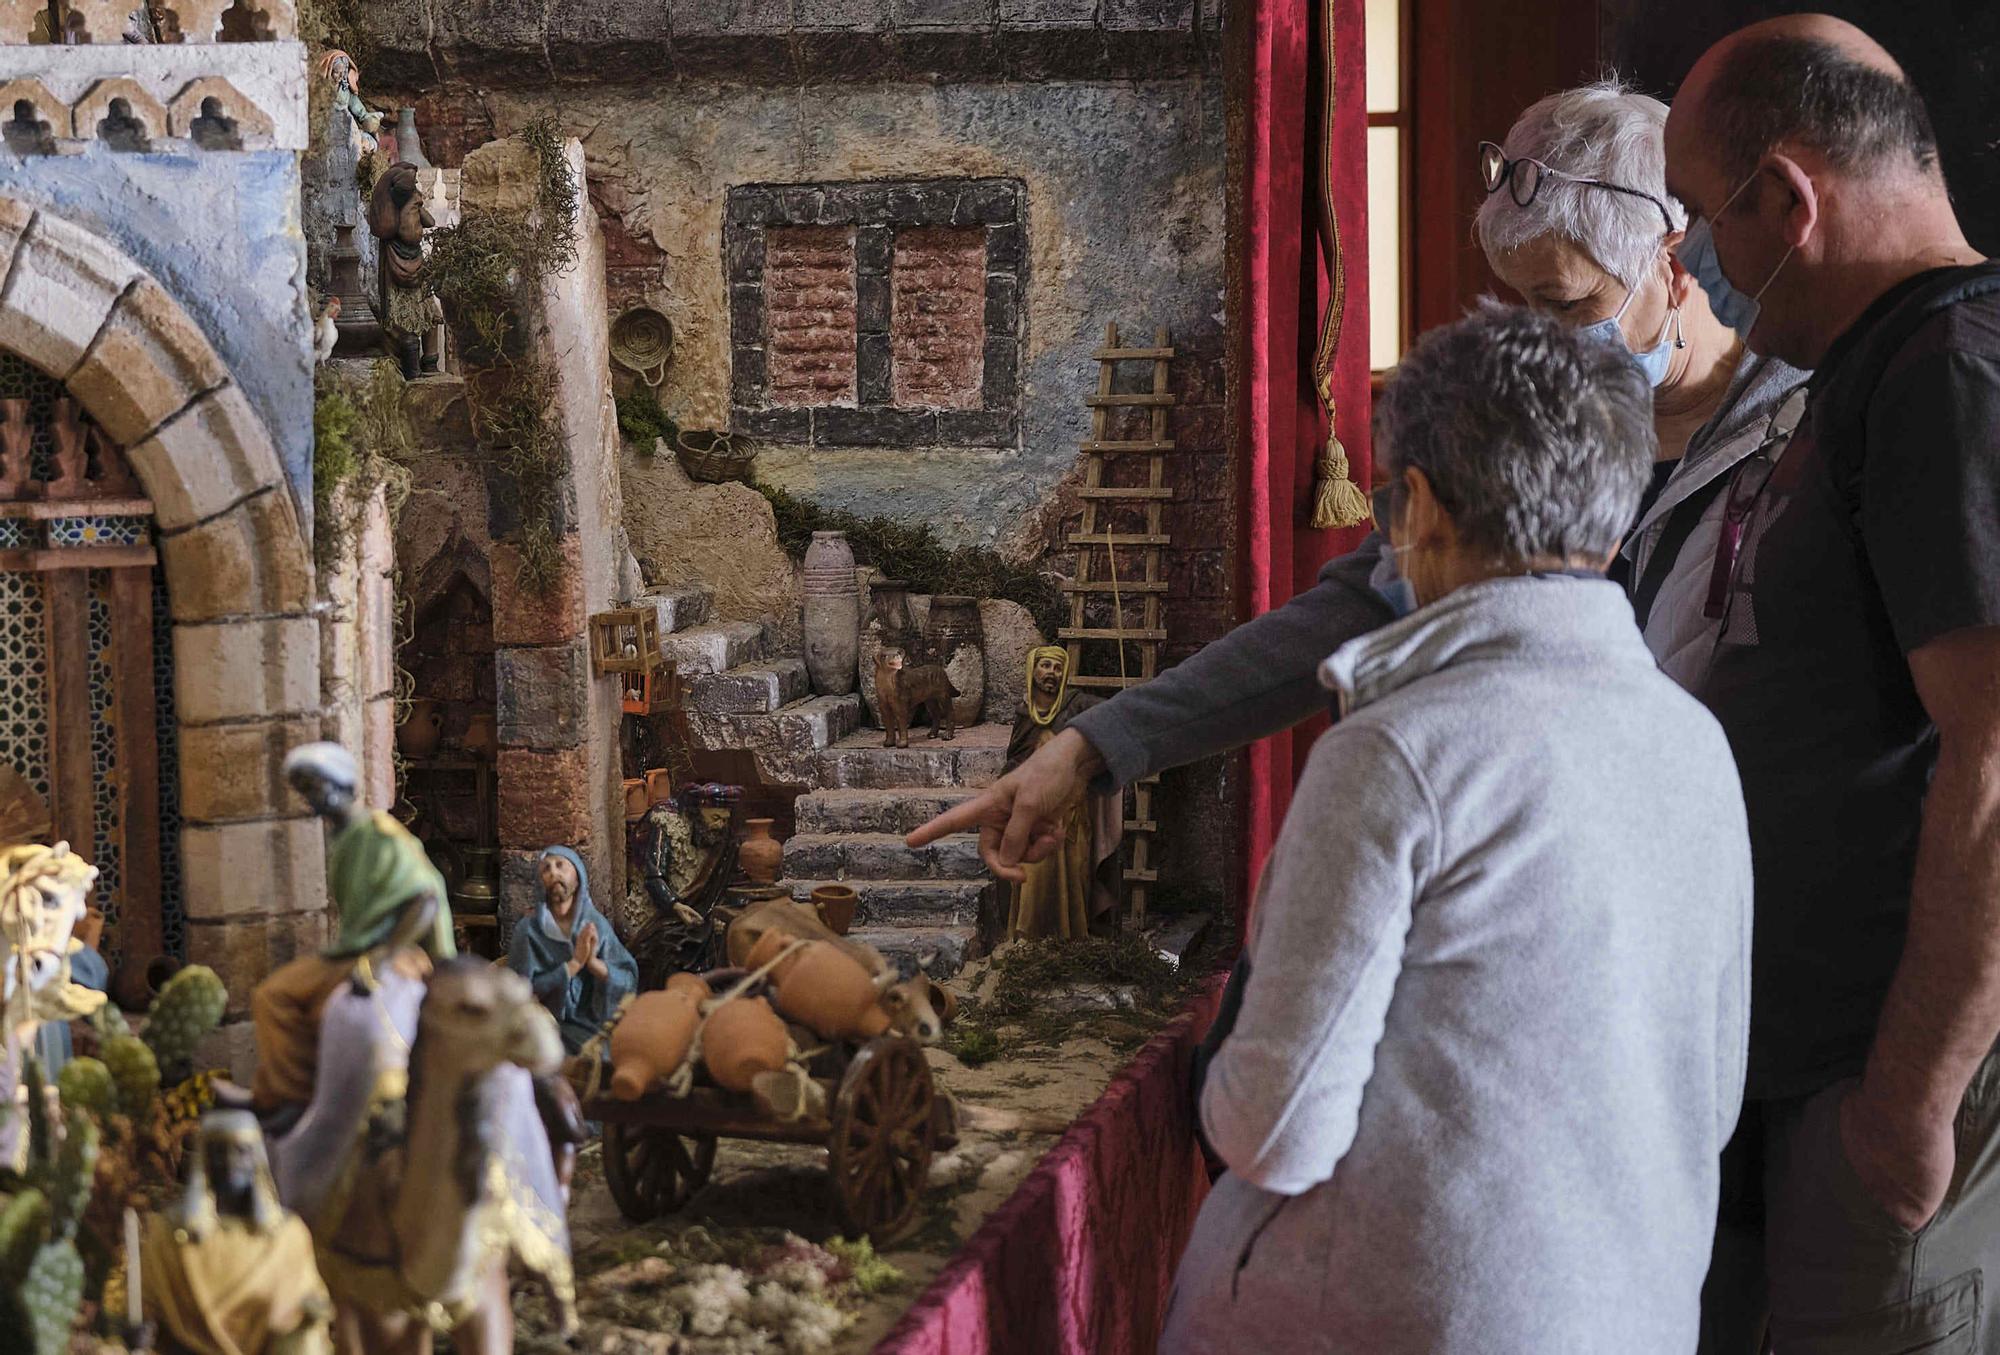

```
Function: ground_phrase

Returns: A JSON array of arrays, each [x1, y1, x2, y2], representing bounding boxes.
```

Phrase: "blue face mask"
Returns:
[[1676, 169, 1795, 343], [1369, 541, 1420, 619], [1578, 276, 1679, 388]]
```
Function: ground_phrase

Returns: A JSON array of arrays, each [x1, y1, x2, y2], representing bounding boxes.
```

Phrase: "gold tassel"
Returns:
[[1309, 424, 1370, 530]]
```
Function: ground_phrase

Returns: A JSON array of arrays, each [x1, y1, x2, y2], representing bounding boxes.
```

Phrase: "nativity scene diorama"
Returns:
[[0, 0, 1240, 1346]]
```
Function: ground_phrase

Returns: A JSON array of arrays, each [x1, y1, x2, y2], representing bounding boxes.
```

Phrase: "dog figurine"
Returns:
[[874, 647, 958, 748]]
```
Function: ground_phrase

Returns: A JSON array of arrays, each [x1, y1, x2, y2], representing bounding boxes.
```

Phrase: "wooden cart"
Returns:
[[586, 1035, 958, 1244]]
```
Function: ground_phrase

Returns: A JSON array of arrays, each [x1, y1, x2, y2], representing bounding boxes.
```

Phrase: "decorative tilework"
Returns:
[[154, 566, 183, 961], [0, 569, 50, 806], [0, 520, 34, 549], [0, 353, 64, 485], [48, 516, 151, 548], [87, 572, 121, 959]]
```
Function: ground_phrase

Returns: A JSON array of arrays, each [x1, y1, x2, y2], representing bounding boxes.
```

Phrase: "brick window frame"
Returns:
[[726, 178, 1026, 449]]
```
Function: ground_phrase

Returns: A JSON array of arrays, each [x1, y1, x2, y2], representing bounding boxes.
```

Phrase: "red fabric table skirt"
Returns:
[[874, 978, 1225, 1355]]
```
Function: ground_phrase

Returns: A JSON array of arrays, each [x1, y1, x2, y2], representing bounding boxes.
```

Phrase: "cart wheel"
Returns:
[[829, 1037, 937, 1243], [601, 1121, 717, 1222]]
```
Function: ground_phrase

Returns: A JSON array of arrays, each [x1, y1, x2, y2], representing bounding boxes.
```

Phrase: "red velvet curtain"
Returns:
[[1236, 0, 1374, 908]]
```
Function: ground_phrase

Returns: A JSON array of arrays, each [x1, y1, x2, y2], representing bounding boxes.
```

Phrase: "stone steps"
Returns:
[[688, 693, 863, 786], [783, 831, 985, 882], [787, 877, 993, 929], [640, 582, 713, 636], [687, 658, 810, 716], [659, 619, 765, 676], [851, 925, 982, 982], [815, 723, 1011, 790], [794, 787, 978, 836]]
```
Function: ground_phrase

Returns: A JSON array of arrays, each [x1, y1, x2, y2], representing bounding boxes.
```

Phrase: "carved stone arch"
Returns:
[[0, 196, 324, 999], [0, 78, 65, 154], [71, 76, 169, 146]]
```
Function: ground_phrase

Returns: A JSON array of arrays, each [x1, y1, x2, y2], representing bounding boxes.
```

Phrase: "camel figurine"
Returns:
[[266, 899, 575, 1355]]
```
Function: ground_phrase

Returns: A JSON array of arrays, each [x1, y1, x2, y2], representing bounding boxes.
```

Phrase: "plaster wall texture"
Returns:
[[0, 43, 308, 146], [2, 146, 311, 520], [475, 76, 1224, 555]]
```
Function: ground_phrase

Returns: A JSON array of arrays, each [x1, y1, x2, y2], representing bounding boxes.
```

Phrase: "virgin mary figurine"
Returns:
[[507, 846, 638, 1054]]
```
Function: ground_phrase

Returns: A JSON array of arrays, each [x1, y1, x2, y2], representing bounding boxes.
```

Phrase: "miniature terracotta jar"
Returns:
[[768, 940, 891, 1043], [645, 767, 675, 805], [802, 531, 860, 697], [745, 923, 810, 984], [623, 778, 649, 820], [608, 987, 703, 1101], [738, 818, 782, 885], [665, 971, 710, 1000], [396, 698, 443, 759], [925, 595, 986, 726], [811, 884, 859, 936], [702, 995, 789, 1093]]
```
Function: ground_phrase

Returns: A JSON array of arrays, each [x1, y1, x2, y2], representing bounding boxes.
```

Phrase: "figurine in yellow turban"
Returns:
[[1001, 648, 1123, 940]]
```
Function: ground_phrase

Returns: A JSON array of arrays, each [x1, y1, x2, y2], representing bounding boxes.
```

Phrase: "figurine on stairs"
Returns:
[[1002, 647, 1122, 941]]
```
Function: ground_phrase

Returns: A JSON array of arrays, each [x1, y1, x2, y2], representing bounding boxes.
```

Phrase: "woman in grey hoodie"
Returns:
[[1160, 306, 1753, 1354]]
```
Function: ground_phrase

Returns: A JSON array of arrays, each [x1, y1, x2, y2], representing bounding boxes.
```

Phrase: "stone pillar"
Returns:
[[464, 136, 626, 919]]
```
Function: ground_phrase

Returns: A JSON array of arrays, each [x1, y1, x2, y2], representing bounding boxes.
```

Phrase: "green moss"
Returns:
[[754, 482, 1065, 640], [824, 1236, 907, 1296], [616, 387, 679, 449], [942, 1025, 1003, 1068]]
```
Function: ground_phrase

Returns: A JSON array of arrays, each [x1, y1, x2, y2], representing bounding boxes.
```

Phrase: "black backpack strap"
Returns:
[[1631, 472, 1732, 633]]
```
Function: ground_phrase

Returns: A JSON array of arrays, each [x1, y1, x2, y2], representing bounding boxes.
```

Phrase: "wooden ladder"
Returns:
[[1061, 323, 1174, 923]]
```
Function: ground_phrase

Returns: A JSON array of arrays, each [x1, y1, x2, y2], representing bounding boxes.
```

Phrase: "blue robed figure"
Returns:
[[506, 845, 637, 1054]]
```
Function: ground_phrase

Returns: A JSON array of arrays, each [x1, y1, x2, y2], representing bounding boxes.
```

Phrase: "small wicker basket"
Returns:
[[675, 428, 756, 484]]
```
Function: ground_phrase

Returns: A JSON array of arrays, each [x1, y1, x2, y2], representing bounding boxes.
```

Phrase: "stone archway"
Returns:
[[0, 196, 324, 1016]]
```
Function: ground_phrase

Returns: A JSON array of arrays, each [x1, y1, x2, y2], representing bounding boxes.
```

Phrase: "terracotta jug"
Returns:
[[396, 698, 444, 759], [645, 767, 675, 805], [768, 940, 890, 1043], [623, 778, 649, 820], [739, 818, 782, 885], [745, 924, 810, 985], [608, 987, 703, 1101], [702, 995, 788, 1093], [665, 971, 710, 1000], [811, 883, 859, 936]]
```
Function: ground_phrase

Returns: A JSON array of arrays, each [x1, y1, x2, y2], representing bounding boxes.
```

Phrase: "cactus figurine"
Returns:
[[100, 1035, 159, 1120], [15, 1239, 82, 1355], [0, 1190, 49, 1285], [45, 1111, 94, 1241], [141, 964, 227, 1084], [54, 1058, 113, 1121]]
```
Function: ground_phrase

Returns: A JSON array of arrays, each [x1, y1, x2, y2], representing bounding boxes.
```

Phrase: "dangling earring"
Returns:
[[1671, 307, 1685, 350]]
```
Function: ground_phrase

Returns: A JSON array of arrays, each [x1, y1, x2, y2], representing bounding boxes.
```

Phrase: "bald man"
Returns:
[[1665, 16, 2000, 1352]]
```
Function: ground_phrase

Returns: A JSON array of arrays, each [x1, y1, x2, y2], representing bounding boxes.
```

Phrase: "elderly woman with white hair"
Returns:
[[1474, 79, 1807, 685]]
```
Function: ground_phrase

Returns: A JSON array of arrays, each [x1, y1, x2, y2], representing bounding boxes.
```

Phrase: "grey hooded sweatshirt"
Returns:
[[1160, 576, 1752, 1355]]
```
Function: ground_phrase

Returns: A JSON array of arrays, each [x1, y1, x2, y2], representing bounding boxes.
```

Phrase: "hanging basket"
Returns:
[[609, 306, 675, 389], [675, 428, 756, 485]]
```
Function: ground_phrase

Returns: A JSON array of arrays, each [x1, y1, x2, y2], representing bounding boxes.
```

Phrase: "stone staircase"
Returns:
[[780, 725, 1011, 980], [648, 583, 1007, 981]]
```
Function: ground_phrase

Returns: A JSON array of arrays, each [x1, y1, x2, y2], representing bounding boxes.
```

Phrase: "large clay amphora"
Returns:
[[608, 987, 703, 1100], [859, 578, 916, 727], [802, 531, 860, 696], [703, 995, 789, 1093], [769, 940, 890, 1042], [925, 595, 986, 726]]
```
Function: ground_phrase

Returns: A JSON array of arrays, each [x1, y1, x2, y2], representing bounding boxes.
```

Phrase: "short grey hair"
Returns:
[[1474, 79, 1687, 287], [1374, 302, 1655, 563]]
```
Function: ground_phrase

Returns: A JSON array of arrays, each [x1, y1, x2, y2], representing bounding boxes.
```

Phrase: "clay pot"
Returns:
[[702, 995, 789, 1093], [925, 595, 986, 726], [396, 698, 444, 759], [645, 768, 675, 806], [802, 531, 860, 697], [461, 711, 496, 759], [768, 940, 890, 1043], [859, 579, 917, 727], [811, 884, 858, 936], [666, 971, 711, 1000], [738, 818, 782, 886], [608, 987, 702, 1101], [623, 778, 649, 821], [745, 922, 810, 984], [393, 107, 431, 169]]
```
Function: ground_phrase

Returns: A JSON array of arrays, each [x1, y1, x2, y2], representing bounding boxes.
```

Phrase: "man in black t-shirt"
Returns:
[[1665, 15, 2000, 1353]]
